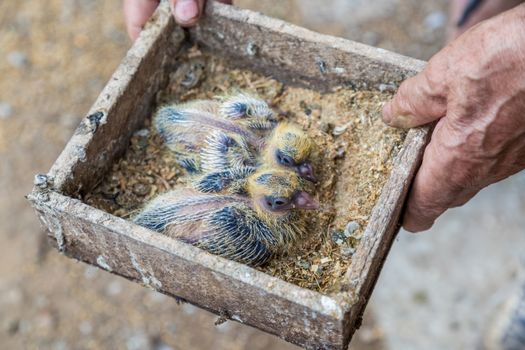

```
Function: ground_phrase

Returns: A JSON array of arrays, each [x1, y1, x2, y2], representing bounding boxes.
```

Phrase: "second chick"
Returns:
[[133, 168, 318, 266], [154, 94, 317, 184]]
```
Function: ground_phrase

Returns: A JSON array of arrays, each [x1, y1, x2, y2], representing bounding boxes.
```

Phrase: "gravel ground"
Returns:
[[2, 1, 524, 350], [373, 173, 525, 350]]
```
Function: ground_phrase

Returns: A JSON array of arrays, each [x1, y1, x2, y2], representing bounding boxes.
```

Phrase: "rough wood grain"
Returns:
[[28, 2, 431, 349], [48, 2, 183, 196], [191, 2, 426, 91]]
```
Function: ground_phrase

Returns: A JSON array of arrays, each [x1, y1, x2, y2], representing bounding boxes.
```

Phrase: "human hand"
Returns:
[[383, 4, 525, 232], [123, 0, 232, 41]]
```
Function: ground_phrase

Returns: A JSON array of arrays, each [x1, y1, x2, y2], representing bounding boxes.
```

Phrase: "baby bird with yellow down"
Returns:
[[153, 92, 276, 174], [154, 94, 317, 186], [153, 104, 258, 174], [133, 168, 318, 266], [260, 122, 317, 182]]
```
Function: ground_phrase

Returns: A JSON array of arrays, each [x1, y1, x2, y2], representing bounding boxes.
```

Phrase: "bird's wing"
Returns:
[[193, 166, 256, 194], [177, 110, 260, 147], [244, 118, 277, 131], [217, 93, 277, 131], [198, 204, 276, 266], [153, 106, 206, 173], [154, 107, 207, 145], [133, 190, 234, 231], [153, 106, 261, 174], [200, 130, 256, 174], [140, 192, 277, 266]]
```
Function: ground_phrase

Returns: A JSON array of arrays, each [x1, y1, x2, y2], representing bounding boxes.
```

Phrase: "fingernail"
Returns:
[[174, 0, 199, 23], [384, 114, 414, 129], [382, 102, 393, 124], [392, 115, 414, 128]]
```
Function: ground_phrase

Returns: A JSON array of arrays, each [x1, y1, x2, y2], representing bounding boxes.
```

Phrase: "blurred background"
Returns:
[[1, 1, 524, 349]]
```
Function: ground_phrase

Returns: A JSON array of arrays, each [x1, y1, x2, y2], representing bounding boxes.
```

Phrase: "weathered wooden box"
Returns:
[[28, 2, 428, 349]]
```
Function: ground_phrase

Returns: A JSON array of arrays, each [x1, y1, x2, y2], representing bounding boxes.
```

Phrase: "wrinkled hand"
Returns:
[[383, 4, 525, 232], [123, 0, 232, 41]]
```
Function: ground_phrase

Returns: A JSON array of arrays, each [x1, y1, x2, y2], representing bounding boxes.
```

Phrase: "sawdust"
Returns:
[[84, 47, 406, 294]]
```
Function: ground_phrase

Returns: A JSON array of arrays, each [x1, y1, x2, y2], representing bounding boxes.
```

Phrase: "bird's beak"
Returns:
[[293, 191, 319, 210], [297, 162, 317, 183]]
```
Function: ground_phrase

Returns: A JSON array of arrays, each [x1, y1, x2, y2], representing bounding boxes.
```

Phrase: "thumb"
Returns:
[[170, 0, 205, 26], [383, 60, 448, 128], [170, 0, 232, 26]]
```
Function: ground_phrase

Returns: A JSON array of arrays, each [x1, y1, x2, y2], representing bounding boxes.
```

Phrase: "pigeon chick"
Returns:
[[154, 98, 317, 181], [218, 93, 276, 131], [133, 169, 318, 266], [198, 122, 317, 185], [181, 93, 276, 128], [196, 122, 317, 196], [193, 165, 257, 195], [153, 104, 259, 173], [172, 93, 277, 131], [260, 122, 317, 182]]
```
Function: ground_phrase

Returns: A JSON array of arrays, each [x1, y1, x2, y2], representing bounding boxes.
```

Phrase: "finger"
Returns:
[[123, 0, 160, 41], [402, 119, 479, 232], [382, 62, 448, 129], [170, 0, 205, 26]]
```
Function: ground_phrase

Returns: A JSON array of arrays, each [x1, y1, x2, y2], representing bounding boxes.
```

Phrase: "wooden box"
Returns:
[[28, 2, 428, 349]]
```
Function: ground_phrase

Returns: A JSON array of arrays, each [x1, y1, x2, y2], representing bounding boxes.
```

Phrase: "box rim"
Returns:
[[47, 1, 176, 194], [29, 190, 348, 319], [202, 1, 426, 77]]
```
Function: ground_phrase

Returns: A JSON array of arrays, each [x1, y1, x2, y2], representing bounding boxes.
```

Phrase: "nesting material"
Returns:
[[84, 47, 406, 294]]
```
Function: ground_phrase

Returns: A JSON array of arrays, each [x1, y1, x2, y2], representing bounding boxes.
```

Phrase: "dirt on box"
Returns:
[[84, 47, 406, 294]]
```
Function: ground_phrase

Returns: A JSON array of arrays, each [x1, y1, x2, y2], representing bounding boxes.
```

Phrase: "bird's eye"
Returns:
[[277, 151, 295, 166], [274, 199, 285, 206], [264, 196, 291, 211]]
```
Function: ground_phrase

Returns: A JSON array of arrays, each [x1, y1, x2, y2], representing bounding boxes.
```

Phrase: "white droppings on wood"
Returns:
[[245, 41, 258, 56], [129, 251, 162, 289], [149, 275, 162, 289], [231, 314, 243, 323], [302, 317, 312, 331], [319, 296, 340, 318], [39, 212, 65, 252], [96, 255, 112, 271], [53, 220, 65, 252], [73, 145, 87, 162]]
